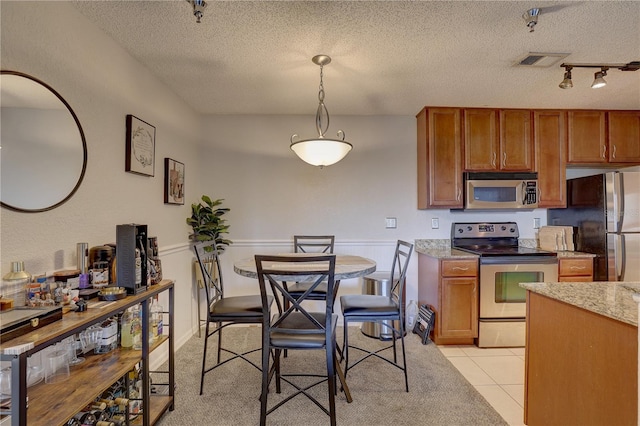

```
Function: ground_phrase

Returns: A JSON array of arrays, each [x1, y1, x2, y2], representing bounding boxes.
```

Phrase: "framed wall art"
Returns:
[[125, 114, 155, 176], [164, 158, 185, 205]]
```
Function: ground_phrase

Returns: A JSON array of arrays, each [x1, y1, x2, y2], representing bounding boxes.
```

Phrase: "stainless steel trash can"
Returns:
[[360, 272, 400, 340]]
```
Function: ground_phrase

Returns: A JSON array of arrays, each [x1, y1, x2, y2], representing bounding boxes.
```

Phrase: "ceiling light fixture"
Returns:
[[290, 55, 353, 168], [559, 61, 640, 89], [187, 0, 207, 23], [558, 67, 573, 89], [591, 69, 608, 89], [522, 8, 540, 32]]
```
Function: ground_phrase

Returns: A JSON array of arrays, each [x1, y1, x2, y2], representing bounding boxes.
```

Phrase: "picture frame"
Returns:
[[164, 158, 185, 205], [125, 114, 155, 176]]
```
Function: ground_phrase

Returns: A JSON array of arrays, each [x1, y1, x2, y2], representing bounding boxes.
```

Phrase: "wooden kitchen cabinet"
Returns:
[[608, 110, 640, 163], [464, 108, 534, 172], [418, 254, 478, 345], [567, 110, 607, 163], [558, 257, 593, 281], [464, 108, 499, 170], [534, 110, 566, 208], [498, 109, 534, 171], [417, 107, 463, 209], [567, 110, 640, 165]]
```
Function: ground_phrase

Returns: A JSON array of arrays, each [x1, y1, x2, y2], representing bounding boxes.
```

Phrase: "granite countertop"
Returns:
[[520, 281, 640, 326], [415, 239, 595, 259], [414, 239, 478, 259]]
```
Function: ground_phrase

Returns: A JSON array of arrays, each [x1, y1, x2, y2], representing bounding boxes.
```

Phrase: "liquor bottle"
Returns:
[[131, 305, 142, 350], [72, 411, 97, 425], [120, 307, 134, 348], [150, 297, 163, 342]]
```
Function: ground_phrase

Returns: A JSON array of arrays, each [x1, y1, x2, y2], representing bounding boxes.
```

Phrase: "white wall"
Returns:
[[2, 2, 557, 349]]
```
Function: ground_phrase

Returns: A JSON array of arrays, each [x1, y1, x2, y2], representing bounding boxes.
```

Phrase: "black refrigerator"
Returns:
[[548, 171, 640, 282]]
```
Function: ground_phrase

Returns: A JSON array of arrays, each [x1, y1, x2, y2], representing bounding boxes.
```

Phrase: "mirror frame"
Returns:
[[1, 70, 88, 213]]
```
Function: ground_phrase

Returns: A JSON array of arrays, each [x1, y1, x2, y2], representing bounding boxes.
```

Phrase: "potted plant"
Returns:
[[186, 195, 232, 251]]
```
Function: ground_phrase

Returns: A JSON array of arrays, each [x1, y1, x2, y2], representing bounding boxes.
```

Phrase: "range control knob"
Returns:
[[510, 227, 516, 233], [457, 228, 464, 233], [467, 226, 473, 231], [500, 225, 507, 231]]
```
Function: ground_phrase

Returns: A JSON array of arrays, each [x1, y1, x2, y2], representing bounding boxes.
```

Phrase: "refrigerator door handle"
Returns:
[[615, 234, 626, 281], [614, 172, 625, 233]]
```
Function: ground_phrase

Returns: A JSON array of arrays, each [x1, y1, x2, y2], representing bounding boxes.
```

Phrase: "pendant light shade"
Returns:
[[290, 55, 353, 168]]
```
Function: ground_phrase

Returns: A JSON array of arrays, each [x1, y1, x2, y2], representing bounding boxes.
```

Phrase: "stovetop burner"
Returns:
[[451, 222, 555, 257]]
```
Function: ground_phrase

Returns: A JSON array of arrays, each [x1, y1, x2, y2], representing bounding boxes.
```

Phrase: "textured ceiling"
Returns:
[[71, 0, 640, 116]]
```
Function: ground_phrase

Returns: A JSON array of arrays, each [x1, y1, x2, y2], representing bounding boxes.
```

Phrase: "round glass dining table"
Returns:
[[233, 253, 376, 281]]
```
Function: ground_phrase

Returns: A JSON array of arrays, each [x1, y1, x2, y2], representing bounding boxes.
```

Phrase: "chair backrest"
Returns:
[[389, 240, 414, 307], [255, 255, 336, 335], [293, 235, 335, 254], [193, 240, 224, 308]]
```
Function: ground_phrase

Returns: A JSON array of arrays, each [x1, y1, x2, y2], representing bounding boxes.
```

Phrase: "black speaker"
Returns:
[[116, 224, 148, 294]]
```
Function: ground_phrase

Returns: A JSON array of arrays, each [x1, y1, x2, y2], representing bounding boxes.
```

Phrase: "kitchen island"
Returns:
[[521, 280, 640, 426]]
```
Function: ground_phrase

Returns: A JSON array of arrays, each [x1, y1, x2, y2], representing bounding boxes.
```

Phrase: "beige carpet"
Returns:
[[156, 326, 508, 426]]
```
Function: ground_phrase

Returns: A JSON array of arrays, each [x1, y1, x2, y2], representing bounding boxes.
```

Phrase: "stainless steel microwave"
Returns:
[[464, 172, 538, 210]]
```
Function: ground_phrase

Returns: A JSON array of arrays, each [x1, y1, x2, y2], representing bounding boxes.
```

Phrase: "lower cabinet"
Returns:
[[558, 257, 594, 282], [418, 254, 478, 345]]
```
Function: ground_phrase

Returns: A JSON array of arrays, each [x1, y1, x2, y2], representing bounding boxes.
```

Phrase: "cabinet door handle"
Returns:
[[612, 144, 617, 159], [452, 266, 469, 271], [602, 144, 607, 159], [491, 152, 497, 167], [502, 152, 507, 167], [570, 265, 587, 271], [456, 187, 462, 201]]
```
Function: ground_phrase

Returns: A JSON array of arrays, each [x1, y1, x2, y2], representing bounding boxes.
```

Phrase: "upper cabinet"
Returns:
[[464, 109, 534, 171], [499, 109, 535, 171], [567, 110, 607, 163], [464, 109, 499, 170], [534, 110, 566, 208], [417, 107, 463, 209], [608, 111, 640, 163], [567, 110, 640, 164]]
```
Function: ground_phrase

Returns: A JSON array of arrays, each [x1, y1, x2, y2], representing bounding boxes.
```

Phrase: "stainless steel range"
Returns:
[[452, 222, 558, 348]]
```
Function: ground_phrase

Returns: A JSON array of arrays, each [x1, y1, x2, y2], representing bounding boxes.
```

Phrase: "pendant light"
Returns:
[[290, 55, 353, 168]]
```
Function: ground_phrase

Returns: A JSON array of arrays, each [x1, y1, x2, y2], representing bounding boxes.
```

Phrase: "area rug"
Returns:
[[156, 326, 508, 426]]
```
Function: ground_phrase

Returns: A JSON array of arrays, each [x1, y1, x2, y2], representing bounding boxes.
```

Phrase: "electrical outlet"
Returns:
[[431, 218, 439, 229], [385, 217, 397, 229], [533, 218, 540, 229]]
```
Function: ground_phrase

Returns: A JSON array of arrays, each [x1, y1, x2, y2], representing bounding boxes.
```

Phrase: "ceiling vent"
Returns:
[[516, 52, 569, 68]]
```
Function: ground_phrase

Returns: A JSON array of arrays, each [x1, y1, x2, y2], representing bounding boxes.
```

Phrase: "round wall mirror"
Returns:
[[1, 71, 87, 213]]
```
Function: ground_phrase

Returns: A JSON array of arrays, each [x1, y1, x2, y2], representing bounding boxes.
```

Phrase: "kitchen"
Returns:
[[1, 2, 639, 426]]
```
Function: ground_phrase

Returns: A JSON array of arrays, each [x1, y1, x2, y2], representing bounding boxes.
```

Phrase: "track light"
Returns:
[[559, 61, 639, 89], [591, 69, 608, 89], [558, 67, 573, 89]]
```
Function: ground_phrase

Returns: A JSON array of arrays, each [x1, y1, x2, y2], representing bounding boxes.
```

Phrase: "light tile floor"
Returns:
[[437, 345, 525, 426]]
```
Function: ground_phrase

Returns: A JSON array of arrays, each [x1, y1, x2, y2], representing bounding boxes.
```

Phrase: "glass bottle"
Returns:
[[131, 305, 142, 350], [406, 299, 419, 330], [120, 307, 134, 348], [150, 297, 163, 342]]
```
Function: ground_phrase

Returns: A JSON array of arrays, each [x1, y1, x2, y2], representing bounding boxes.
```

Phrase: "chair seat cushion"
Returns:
[[340, 294, 399, 317], [270, 312, 337, 349], [210, 295, 271, 319]]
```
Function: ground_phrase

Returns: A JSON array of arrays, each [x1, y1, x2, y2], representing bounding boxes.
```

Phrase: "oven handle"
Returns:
[[480, 256, 558, 265]]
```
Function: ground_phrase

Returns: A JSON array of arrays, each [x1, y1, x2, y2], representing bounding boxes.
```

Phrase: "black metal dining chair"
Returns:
[[255, 254, 351, 426], [193, 240, 273, 395], [283, 235, 335, 304], [339, 240, 414, 392]]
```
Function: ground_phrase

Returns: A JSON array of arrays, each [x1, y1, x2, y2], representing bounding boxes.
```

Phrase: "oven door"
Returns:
[[479, 257, 558, 319]]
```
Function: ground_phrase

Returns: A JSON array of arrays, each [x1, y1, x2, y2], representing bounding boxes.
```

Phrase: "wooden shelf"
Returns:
[[0, 280, 174, 426]]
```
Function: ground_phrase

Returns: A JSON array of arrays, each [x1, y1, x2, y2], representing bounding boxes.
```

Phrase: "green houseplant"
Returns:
[[186, 195, 232, 251]]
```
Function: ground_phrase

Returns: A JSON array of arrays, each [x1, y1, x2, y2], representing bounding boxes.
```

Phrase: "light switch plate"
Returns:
[[385, 217, 397, 229]]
